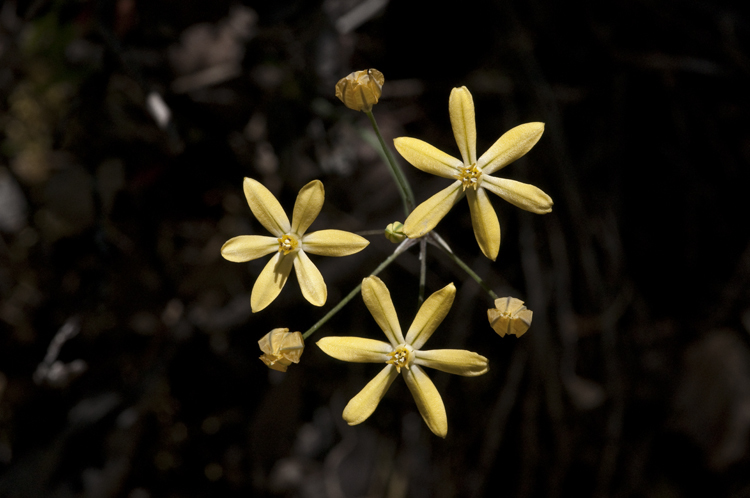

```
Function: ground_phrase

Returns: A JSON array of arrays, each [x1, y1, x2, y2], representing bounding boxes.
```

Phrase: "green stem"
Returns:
[[418, 238, 427, 305], [356, 229, 388, 237], [429, 233, 499, 301], [302, 239, 416, 340], [365, 110, 415, 215]]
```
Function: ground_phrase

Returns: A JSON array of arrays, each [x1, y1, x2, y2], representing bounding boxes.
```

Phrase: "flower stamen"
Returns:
[[277, 234, 299, 255], [457, 163, 482, 191], [386, 344, 413, 373]]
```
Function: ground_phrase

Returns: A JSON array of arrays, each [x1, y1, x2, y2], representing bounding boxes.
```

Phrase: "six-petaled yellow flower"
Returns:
[[317, 276, 488, 438], [221, 178, 369, 312], [395, 86, 553, 260]]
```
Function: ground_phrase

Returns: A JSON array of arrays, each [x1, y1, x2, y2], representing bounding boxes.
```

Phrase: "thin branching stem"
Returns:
[[429, 232, 499, 301], [418, 238, 427, 305], [302, 239, 416, 339], [365, 110, 415, 215]]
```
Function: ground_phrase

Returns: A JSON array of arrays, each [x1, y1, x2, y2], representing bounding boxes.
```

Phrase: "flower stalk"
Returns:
[[302, 238, 416, 340], [365, 109, 415, 215], [428, 232, 499, 301], [418, 238, 427, 305]]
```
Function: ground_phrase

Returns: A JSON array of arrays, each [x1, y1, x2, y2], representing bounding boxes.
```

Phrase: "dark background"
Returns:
[[1, 0, 749, 496]]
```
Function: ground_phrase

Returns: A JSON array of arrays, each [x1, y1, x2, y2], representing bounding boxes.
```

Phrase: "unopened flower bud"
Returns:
[[487, 297, 533, 338], [384, 221, 406, 243], [258, 328, 305, 372], [335, 69, 384, 112]]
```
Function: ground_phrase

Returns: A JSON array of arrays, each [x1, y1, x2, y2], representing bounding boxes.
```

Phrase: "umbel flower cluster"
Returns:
[[220, 69, 552, 437]]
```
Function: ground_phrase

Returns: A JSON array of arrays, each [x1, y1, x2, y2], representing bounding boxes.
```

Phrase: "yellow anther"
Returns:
[[277, 234, 299, 255], [386, 345, 413, 373], [457, 163, 482, 191]]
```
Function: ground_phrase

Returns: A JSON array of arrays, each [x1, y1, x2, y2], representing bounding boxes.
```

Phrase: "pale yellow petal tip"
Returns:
[[474, 223, 499, 261], [487, 297, 533, 337], [302, 286, 327, 308], [220, 239, 235, 261], [530, 187, 554, 214], [539, 194, 554, 214], [307, 179, 323, 189], [250, 297, 269, 314], [308, 295, 327, 307], [433, 282, 457, 303], [522, 190, 553, 215], [450, 86, 471, 97], [527, 121, 545, 131], [258, 328, 304, 371], [315, 337, 338, 361], [362, 274, 383, 288], [335, 69, 384, 112], [342, 407, 366, 426]]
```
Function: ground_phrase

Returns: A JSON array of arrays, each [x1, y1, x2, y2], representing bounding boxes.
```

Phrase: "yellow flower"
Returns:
[[487, 297, 533, 338], [221, 178, 369, 312], [258, 328, 305, 372], [335, 69, 384, 112], [395, 86, 553, 260], [317, 276, 488, 438]]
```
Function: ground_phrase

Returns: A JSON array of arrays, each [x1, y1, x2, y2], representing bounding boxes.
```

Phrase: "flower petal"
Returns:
[[243, 177, 291, 237], [405, 283, 455, 349], [251, 251, 295, 312], [393, 137, 462, 179], [291, 180, 324, 236], [302, 229, 369, 256], [293, 250, 327, 307], [449, 87, 477, 166], [467, 187, 500, 261], [259, 328, 305, 372], [317, 337, 392, 363], [335, 68, 384, 112], [362, 276, 405, 346], [402, 365, 448, 438], [488, 297, 533, 337], [477, 122, 544, 175], [221, 235, 278, 262], [414, 349, 489, 376], [481, 175, 553, 214], [342, 365, 399, 425], [402, 181, 464, 238]]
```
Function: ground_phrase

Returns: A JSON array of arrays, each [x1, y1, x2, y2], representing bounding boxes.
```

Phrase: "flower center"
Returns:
[[386, 344, 414, 373], [277, 234, 299, 255], [457, 163, 482, 191]]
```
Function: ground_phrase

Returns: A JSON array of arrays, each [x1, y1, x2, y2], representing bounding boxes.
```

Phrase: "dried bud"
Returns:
[[384, 221, 406, 243], [335, 69, 384, 112], [487, 297, 533, 338], [258, 328, 304, 372]]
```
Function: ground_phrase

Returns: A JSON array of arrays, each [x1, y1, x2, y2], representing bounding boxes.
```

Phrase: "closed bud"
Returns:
[[335, 69, 384, 112], [384, 221, 406, 243], [487, 297, 533, 338], [258, 328, 305, 372]]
